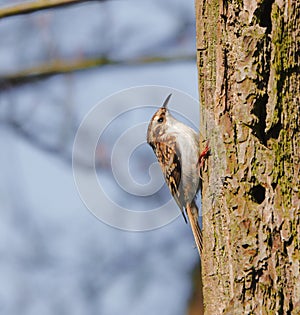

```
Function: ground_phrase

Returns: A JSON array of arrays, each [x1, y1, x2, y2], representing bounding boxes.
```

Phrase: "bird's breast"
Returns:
[[176, 132, 200, 204]]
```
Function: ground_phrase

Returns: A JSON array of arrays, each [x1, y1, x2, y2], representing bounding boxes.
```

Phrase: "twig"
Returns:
[[0, 0, 103, 19]]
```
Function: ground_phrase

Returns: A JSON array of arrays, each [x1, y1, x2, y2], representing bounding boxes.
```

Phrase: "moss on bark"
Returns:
[[195, 0, 300, 314]]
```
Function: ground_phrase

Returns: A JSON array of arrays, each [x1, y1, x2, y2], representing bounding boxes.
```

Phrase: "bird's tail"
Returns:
[[186, 201, 203, 257]]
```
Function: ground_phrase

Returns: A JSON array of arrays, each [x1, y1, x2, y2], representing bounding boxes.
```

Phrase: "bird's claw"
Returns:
[[198, 141, 210, 177]]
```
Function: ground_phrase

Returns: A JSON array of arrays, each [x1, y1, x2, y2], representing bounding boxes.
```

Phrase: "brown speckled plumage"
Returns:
[[147, 94, 209, 256]]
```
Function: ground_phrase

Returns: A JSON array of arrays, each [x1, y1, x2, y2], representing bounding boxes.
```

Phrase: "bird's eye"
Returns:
[[157, 117, 164, 123]]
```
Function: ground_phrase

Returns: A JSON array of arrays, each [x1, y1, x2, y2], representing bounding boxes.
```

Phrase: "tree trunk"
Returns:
[[195, 0, 300, 314]]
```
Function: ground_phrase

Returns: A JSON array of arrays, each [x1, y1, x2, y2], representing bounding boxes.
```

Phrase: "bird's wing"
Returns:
[[152, 140, 187, 223]]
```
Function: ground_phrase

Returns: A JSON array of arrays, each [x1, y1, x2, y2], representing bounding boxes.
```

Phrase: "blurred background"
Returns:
[[0, 1, 202, 314]]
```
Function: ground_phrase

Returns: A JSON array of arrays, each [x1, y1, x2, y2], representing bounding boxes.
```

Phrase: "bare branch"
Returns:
[[4, 118, 70, 158], [0, 0, 105, 19], [0, 55, 195, 87]]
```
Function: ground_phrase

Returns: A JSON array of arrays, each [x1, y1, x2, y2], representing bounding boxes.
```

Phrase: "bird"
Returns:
[[147, 94, 209, 256]]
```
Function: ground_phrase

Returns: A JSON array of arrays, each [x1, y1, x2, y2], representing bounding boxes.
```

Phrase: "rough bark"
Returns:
[[195, 0, 299, 314]]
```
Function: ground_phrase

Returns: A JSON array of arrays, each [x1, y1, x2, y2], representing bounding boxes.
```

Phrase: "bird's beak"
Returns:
[[162, 93, 172, 108]]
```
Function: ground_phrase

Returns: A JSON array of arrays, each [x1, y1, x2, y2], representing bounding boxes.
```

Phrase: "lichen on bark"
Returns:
[[195, 0, 300, 314]]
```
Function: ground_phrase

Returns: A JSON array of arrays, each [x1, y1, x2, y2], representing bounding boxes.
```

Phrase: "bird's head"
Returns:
[[146, 94, 172, 145]]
